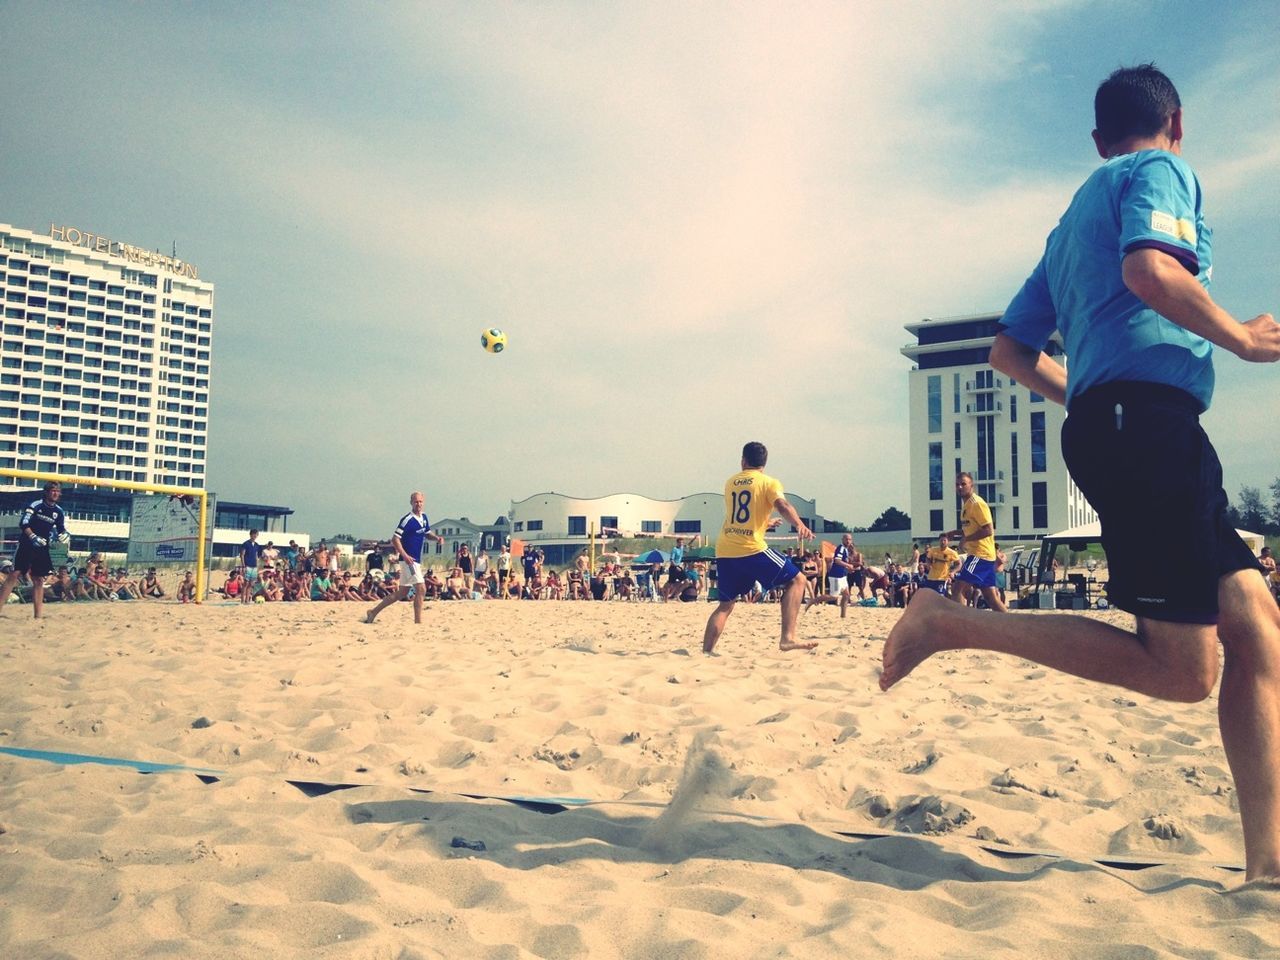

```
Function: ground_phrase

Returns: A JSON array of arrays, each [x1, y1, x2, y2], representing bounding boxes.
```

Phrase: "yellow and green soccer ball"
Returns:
[[481, 328, 507, 353]]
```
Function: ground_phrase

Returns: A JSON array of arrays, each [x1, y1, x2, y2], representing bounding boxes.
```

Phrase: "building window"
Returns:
[[568, 516, 586, 536], [1032, 481, 1048, 529], [1010, 393, 1017, 424], [977, 415, 995, 483], [1031, 411, 1046, 472], [527, 520, 543, 531], [953, 420, 960, 449], [1010, 432, 1020, 497], [1030, 389, 1045, 403], [953, 372, 961, 413], [927, 375, 942, 433], [1013, 505, 1020, 530], [600, 515, 618, 533], [928, 442, 943, 500], [930, 509, 944, 532], [514, 522, 523, 532], [674, 520, 702, 534], [641, 520, 661, 534]]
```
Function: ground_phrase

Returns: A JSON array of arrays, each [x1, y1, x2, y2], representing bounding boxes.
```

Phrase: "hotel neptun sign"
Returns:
[[48, 223, 200, 280]]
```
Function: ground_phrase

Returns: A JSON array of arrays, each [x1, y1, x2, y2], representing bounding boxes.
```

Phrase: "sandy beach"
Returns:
[[2, 599, 1277, 958]]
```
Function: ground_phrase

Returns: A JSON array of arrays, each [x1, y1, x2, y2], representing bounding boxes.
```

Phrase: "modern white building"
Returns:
[[0, 221, 213, 490], [901, 313, 1096, 544]]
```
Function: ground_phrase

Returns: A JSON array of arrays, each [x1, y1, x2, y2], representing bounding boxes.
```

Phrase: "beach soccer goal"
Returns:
[[0, 467, 212, 602]]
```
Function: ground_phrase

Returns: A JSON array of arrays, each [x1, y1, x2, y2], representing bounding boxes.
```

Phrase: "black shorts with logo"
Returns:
[[13, 539, 54, 578], [1062, 381, 1260, 624]]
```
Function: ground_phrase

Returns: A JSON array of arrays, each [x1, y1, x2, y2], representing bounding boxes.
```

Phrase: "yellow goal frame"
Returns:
[[0, 468, 210, 603]]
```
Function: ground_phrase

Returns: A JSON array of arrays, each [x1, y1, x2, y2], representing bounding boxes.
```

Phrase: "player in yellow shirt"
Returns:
[[703, 441, 818, 654], [923, 534, 960, 595], [947, 472, 1008, 612]]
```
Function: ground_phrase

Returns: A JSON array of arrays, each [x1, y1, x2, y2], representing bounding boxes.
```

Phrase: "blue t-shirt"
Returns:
[[830, 544, 850, 576], [395, 512, 431, 562], [240, 539, 261, 567], [1000, 150, 1215, 410], [670, 545, 684, 565]]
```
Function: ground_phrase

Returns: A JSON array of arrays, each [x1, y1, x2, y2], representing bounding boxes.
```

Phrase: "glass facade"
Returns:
[[927, 375, 942, 432], [1031, 411, 1046, 472]]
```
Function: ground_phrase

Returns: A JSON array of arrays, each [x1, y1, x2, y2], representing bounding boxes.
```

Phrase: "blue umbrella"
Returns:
[[631, 549, 668, 565]]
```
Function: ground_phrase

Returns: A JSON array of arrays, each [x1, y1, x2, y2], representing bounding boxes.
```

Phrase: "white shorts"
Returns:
[[400, 560, 425, 585], [827, 575, 848, 594]]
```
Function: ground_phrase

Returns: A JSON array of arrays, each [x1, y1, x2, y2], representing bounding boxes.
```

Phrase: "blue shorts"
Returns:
[[243, 566, 259, 583], [956, 556, 998, 590], [716, 549, 799, 600]]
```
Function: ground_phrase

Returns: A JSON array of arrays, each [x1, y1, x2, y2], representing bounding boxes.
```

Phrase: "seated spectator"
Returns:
[[310, 571, 333, 601], [422, 567, 442, 600], [48, 566, 72, 602], [546, 569, 564, 600], [140, 567, 166, 599], [223, 570, 244, 600], [177, 571, 196, 603], [256, 571, 283, 602], [443, 566, 467, 600]]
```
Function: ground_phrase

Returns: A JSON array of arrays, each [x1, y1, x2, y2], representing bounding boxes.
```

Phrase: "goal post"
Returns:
[[0, 467, 211, 603]]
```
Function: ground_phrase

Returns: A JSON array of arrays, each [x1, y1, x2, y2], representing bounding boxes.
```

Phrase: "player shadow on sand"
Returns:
[[340, 795, 1233, 897]]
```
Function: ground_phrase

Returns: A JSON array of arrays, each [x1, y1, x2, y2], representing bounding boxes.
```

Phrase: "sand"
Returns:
[[2, 599, 1278, 959]]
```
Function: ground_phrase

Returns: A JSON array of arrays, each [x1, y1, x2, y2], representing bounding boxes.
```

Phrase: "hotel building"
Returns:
[[0, 221, 212, 490], [901, 312, 1096, 545]]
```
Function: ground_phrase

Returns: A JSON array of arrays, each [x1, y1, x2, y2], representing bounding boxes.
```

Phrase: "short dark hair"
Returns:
[[742, 441, 768, 468], [1094, 64, 1180, 147], [956, 471, 974, 483]]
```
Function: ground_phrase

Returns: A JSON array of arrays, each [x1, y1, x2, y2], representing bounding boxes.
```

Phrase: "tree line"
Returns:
[[1226, 479, 1280, 536]]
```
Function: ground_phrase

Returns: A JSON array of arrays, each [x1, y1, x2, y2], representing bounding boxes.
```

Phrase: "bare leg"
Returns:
[[366, 585, 409, 623], [31, 580, 44, 619], [0, 570, 20, 612], [703, 599, 736, 654], [840, 587, 849, 619], [412, 587, 423, 624], [981, 585, 1008, 613], [1216, 570, 1280, 880], [880, 587, 1219, 703], [779, 575, 818, 652]]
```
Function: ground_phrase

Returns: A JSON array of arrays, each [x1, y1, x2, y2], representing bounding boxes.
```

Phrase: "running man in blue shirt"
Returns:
[[364, 490, 444, 624], [881, 65, 1280, 880]]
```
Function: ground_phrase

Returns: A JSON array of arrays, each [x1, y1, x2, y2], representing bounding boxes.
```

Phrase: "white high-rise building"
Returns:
[[901, 312, 1096, 545], [0, 221, 213, 490]]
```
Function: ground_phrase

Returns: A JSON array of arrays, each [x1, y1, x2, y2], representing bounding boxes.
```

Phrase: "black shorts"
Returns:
[[1062, 381, 1260, 624], [14, 540, 54, 578], [668, 564, 687, 583]]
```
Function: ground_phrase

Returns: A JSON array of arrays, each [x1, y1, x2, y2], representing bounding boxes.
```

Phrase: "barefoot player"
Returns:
[[0, 480, 68, 619], [703, 442, 818, 655], [365, 491, 444, 625], [947, 472, 1007, 612], [881, 65, 1280, 880]]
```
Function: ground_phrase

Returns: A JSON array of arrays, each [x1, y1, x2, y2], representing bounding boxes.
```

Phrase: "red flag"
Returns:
[[819, 540, 836, 559], [510, 538, 525, 558]]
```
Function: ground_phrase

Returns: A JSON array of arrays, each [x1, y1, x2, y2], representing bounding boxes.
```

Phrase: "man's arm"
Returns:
[[393, 535, 412, 564], [773, 497, 813, 541], [1122, 249, 1280, 362], [989, 333, 1068, 406]]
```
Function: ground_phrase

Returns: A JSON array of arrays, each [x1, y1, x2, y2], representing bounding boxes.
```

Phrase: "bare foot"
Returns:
[[880, 588, 950, 690], [779, 639, 818, 652], [363, 609, 377, 624]]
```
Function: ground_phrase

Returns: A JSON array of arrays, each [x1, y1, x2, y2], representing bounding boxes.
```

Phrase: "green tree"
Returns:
[[1237, 486, 1268, 533], [1269, 477, 1280, 534], [869, 506, 912, 532]]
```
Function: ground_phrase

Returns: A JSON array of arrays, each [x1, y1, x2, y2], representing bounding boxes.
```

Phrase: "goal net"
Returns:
[[0, 468, 212, 602]]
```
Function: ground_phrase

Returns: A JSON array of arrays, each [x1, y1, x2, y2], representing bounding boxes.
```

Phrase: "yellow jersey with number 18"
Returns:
[[716, 469, 784, 559]]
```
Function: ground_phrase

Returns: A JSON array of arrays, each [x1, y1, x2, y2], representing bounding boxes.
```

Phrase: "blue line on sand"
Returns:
[[0, 745, 224, 776]]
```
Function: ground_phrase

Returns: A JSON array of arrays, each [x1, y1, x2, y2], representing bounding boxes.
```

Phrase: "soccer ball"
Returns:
[[481, 328, 507, 353], [254, 595, 265, 604]]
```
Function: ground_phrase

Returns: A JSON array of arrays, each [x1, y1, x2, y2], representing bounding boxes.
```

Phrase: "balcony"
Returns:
[[964, 376, 1006, 392], [973, 470, 1005, 483], [964, 400, 1003, 415]]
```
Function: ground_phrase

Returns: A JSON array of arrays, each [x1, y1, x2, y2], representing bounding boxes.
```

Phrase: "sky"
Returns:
[[2, 1, 1278, 538]]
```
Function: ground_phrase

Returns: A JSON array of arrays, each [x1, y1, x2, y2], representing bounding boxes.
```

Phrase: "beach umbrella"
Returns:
[[631, 549, 668, 565]]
